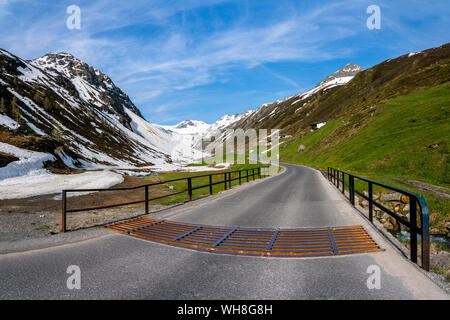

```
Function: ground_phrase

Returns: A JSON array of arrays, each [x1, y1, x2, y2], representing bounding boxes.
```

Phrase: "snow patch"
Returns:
[[0, 114, 19, 130], [0, 142, 55, 180], [0, 170, 124, 200]]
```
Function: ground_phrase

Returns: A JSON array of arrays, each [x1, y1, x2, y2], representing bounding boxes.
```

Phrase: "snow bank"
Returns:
[[0, 142, 55, 180], [115, 169, 154, 177], [317, 122, 327, 129], [181, 163, 231, 172], [0, 170, 124, 200]]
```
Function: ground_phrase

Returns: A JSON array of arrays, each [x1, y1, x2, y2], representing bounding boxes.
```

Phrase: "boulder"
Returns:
[[362, 200, 369, 207], [389, 217, 398, 226], [402, 195, 409, 204], [297, 144, 306, 153], [403, 204, 410, 212], [430, 228, 441, 235], [376, 210, 384, 219], [382, 212, 391, 220], [380, 192, 403, 202], [383, 222, 395, 231]]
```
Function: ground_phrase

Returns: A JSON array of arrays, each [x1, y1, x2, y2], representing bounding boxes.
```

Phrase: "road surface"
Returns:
[[0, 164, 447, 299]]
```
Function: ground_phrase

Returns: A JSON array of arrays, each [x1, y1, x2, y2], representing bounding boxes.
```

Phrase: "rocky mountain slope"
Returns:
[[203, 43, 449, 157], [194, 62, 364, 154], [0, 49, 202, 174]]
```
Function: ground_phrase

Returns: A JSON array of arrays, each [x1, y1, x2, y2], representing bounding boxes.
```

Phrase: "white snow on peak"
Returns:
[[164, 120, 211, 135]]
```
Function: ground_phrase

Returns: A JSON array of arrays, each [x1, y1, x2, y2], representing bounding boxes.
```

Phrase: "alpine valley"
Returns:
[[0, 44, 449, 204]]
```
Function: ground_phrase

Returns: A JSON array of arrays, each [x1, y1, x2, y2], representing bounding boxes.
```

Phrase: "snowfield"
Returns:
[[0, 170, 124, 200], [0, 142, 124, 199], [0, 142, 55, 180]]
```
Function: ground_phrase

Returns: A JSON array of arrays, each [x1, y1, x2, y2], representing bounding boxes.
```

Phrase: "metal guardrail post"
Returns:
[[410, 197, 418, 263], [187, 178, 193, 201], [224, 173, 227, 190], [61, 190, 67, 233], [419, 195, 430, 271], [228, 172, 232, 189], [145, 185, 149, 214], [209, 175, 213, 195], [258, 167, 261, 179], [246, 170, 249, 182], [327, 167, 431, 271], [341, 172, 345, 193], [349, 175, 355, 205], [368, 182, 373, 222], [239, 171, 242, 185]]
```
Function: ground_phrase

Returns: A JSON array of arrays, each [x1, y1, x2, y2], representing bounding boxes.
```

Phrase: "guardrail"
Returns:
[[327, 167, 430, 271], [61, 166, 270, 233]]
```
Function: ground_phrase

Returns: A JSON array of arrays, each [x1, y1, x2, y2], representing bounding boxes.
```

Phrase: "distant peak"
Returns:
[[35, 52, 79, 62], [317, 62, 364, 87], [175, 120, 209, 129]]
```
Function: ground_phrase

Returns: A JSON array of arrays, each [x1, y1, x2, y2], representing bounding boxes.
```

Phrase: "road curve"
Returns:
[[0, 164, 447, 299]]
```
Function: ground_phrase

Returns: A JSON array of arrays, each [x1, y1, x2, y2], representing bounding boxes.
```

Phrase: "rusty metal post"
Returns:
[[224, 173, 227, 190], [145, 185, 149, 214], [368, 182, 373, 222], [349, 176, 355, 205], [61, 190, 67, 233], [209, 175, 213, 195], [187, 178, 193, 201]]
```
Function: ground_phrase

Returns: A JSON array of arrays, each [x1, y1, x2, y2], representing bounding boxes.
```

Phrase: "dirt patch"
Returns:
[[0, 174, 177, 241], [387, 177, 450, 199]]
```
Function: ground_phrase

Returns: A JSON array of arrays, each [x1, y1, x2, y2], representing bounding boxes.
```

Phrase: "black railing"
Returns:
[[61, 166, 270, 233], [327, 167, 430, 271]]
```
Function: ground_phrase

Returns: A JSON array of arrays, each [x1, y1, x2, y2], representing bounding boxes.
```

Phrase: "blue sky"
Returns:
[[0, 0, 449, 124]]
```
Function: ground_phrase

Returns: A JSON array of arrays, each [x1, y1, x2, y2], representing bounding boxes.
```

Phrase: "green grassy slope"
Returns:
[[281, 83, 449, 185], [239, 43, 450, 137], [280, 83, 450, 231]]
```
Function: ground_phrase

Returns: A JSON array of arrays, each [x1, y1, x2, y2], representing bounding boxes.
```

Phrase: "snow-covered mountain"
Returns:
[[0, 49, 201, 177], [192, 63, 364, 150], [233, 62, 364, 130], [0, 47, 363, 182]]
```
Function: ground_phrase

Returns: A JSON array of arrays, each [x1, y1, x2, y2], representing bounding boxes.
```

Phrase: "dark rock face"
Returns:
[[176, 120, 196, 129], [0, 152, 19, 168], [0, 48, 169, 168], [31, 52, 143, 128]]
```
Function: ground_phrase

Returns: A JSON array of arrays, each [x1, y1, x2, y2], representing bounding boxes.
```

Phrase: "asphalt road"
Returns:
[[0, 164, 447, 299]]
